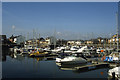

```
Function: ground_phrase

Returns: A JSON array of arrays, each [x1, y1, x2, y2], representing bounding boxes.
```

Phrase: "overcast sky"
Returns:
[[2, 2, 118, 40]]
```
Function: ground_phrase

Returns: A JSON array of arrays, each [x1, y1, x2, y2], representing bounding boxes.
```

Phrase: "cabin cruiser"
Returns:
[[43, 47, 51, 52], [76, 46, 87, 53], [70, 46, 79, 51], [56, 53, 87, 65], [108, 66, 120, 78], [82, 46, 96, 57], [51, 47, 65, 53]]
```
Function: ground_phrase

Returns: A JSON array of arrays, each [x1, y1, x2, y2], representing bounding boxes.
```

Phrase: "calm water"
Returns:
[[2, 53, 111, 79]]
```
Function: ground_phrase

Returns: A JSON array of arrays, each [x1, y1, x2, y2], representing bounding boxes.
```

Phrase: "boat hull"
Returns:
[[56, 57, 87, 65], [60, 60, 87, 65]]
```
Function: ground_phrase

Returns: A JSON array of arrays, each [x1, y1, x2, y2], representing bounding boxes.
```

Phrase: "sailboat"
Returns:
[[102, 12, 120, 62]]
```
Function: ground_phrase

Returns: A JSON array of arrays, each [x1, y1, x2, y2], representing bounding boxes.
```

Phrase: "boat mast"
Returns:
[[39, 33, 40, 47], [118, 1, 120, 59], [116, 12, 119, 52], [54, 28, 56, 49], [35, 29, 37, 48], [33, 29, 35, 49], [110, 33, 111, 49], [27, 32, 29, 41]]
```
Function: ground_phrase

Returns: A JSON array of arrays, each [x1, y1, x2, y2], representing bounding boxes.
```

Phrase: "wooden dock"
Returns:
[[92, 60, 120, 67], [75, 63, 109, 70]]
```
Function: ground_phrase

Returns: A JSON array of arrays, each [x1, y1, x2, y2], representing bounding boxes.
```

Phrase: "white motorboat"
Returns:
[[70, 46, 79, 51], [56, 54, 87, 65], [76, 46, 87, 53], [43, 47, 51, 52], [108, 66, 120, 78], [51, 47, 65, 53], [64, 50, 72, 53]]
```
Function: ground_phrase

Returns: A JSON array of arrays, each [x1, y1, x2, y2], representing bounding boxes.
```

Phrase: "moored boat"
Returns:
[[108, 66, 120, 78], [29, 51, 49, 57], [102, 52, 120, 62], [56, 53, 87, 65]]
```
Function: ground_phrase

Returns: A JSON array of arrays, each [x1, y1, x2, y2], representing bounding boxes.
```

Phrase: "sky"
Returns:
[[2, 2, 118, 40]]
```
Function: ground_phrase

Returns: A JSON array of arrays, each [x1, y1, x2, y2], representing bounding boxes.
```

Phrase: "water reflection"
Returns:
[[2, 47, 10, 61], [2, 48, 120, 79], [2, 48, 46, 62]]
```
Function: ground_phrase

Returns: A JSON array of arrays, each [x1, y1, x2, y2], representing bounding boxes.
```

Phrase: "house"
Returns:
[[75, 41, 82, 45], [108, 34, 120, 44], [67, 40, 75, 45], [67, 40, 83, 46], [86, 40, 93, 44], [97, 37, 108, 44], [45, 36, 57, 45], [9, 35, 25, 44]]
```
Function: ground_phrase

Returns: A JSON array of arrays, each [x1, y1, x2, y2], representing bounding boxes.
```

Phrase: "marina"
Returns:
[[2, 32, 120, 80], [2, 45, 120, 79], [1, 2, 120, 80]]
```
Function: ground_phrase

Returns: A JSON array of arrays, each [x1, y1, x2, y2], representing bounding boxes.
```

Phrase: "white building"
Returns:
[[11, 35, 25, 44], [45, 36, 57, 45]]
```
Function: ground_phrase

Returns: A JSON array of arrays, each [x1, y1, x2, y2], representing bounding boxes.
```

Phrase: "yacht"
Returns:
[[76, 46, 87, 53], [70, 46, 79, 51], [51, 47, 65, 53], [56, 53, 87, 65], [108, 66, 120, 78]]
